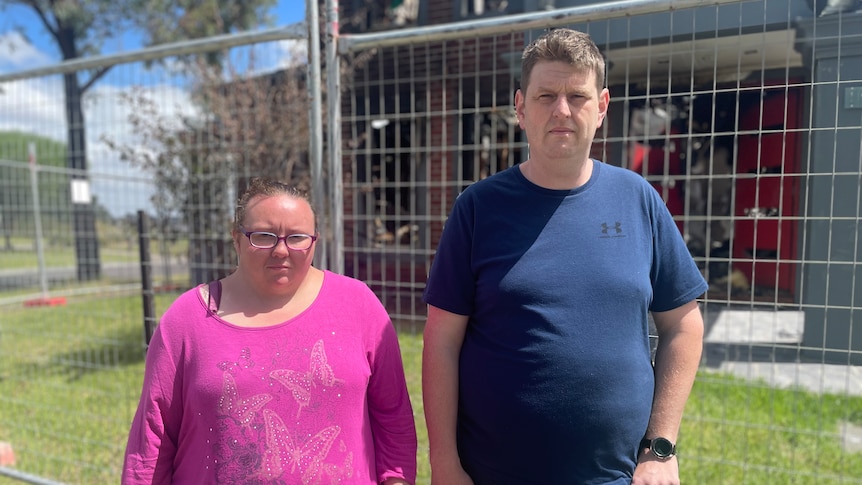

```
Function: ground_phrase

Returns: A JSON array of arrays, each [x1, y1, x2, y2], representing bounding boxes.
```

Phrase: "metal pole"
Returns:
[[0, 24, 308, 83], [307, 0, 327, 270], [137, 211, 157, 346], [28, 143, 49, 298], [0, 466, 67, 485], [326, 0, 344, 275]]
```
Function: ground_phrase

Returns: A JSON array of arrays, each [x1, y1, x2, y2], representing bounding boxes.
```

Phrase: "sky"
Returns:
[[0, 2, 306, 65], [0, 1, 307, 217]]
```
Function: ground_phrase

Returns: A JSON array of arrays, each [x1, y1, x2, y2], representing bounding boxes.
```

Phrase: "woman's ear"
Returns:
[[231, 229, 242, 256]]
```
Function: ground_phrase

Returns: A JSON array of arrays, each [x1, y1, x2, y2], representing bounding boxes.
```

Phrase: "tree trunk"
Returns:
[[64, 73, 102, 281]]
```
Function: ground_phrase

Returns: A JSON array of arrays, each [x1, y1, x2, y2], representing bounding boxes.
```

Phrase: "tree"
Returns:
[[106, 49, 312, 284], [1, 0, 276, 280]]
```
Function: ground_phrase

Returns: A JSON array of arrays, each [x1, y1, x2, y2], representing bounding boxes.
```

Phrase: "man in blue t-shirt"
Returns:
[[422, 28, 708, 485]]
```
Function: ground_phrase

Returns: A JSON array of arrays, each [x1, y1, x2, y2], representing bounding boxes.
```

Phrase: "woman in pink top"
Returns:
[[123, 178, 417, 484]]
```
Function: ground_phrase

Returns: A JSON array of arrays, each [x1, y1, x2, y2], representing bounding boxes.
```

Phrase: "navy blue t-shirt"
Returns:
[[423, 160, 708, 484]]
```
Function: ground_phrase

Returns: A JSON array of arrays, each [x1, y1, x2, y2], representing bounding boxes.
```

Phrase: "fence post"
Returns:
[[22, 144, 66, 308], [307, 0, 327, 271], [29, 143, 48, 298], [326, 0, 344, 275], [137, 210, 157, 346]]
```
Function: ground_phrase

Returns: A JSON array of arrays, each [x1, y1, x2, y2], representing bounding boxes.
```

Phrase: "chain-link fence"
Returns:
[[1, 0, 861, 483]]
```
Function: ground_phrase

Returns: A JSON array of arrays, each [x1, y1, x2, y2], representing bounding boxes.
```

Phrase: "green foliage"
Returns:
[[0, 131, 67, 166], [138, 0, 277, 47], [0, 131, 71, 251]]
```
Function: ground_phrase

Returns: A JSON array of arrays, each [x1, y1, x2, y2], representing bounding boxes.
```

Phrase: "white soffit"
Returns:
[[604, 29, 803, 86]]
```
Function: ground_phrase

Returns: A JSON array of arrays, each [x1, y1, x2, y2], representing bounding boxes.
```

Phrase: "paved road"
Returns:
[[0, 260, 187, 307], [0, 260, 186, 290]]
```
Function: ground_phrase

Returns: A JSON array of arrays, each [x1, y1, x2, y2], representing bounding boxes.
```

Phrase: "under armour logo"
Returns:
[[601, 222, 623, 235]]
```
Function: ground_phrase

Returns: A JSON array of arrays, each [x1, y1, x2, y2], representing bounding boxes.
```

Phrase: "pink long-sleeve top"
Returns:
[[123, 270, 417, 484]]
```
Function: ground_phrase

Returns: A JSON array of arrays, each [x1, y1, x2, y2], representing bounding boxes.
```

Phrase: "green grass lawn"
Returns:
[[0, 222, 160, 273], [0, 293, 860, 484], [682, 371, 862, 483]]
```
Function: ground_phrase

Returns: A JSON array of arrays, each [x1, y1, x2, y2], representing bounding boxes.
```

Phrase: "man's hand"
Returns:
[[382, 478, 412, 485], [632, 454, 680, 485], [430, 462, 475, 485]]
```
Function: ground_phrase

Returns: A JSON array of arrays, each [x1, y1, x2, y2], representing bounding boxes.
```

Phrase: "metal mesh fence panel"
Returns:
[[0, 1, 859, 483], [335, 1, 862, 483], [0, 32, 310, 484]]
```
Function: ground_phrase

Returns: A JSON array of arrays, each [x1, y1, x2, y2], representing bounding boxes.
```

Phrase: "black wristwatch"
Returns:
[[640, 437, 676, 459]]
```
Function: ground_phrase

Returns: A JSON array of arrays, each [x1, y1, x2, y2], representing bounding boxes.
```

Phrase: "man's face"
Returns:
[[515, 61, 609, 165]]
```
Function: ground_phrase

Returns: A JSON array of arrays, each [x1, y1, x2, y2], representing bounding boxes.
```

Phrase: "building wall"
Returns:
[[797, 12, 862, 361]]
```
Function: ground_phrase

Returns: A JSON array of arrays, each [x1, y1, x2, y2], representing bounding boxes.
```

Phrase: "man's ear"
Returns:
[[514, 89, 525, 128], [597, 87, 610, 127]]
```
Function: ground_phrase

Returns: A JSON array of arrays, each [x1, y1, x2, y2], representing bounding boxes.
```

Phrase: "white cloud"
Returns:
[[84, 83, 199, 216], [0, 39, 200, 216], [0, 77, 67, 142], [0, 30, 305, 217], [217, 38, 308, 80], [276, 39, 308, 69], [0, 31, 54, 70]]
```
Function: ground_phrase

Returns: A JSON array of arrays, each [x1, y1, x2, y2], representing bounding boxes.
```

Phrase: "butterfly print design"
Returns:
[[217, 347, 255, 375], [321, 444, 353, 482], [257, 408, 341, 483], [217, 360, 239, 375], [217, 371, 272, 427], [270, 339, 343, 418]]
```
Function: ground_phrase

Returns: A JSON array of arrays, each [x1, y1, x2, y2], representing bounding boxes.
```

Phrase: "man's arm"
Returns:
[[633, 299, 704, 485], [422, 305, 474, 485]]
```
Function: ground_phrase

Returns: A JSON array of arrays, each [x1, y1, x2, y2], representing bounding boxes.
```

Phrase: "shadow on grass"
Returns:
[[9, 322, 148, 383]]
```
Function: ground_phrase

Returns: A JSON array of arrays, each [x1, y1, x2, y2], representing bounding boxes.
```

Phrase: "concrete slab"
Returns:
[[705, 310, 804, 344], [702, 308, 862, 397]]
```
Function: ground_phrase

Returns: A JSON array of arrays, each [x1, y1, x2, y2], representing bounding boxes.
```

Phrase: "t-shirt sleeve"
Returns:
[[362, 291, 418, 484], [423, 192, 476, 316], [122, 313, 184, 484]]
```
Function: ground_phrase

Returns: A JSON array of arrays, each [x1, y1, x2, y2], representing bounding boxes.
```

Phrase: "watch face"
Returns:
[[652, 437, 675, 457]]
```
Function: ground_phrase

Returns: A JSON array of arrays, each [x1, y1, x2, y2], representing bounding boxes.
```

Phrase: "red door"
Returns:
[[733, 89, 800, 296], [629, 130, 685, 234]]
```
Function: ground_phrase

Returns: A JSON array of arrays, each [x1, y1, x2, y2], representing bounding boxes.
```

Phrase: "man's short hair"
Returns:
[[520, 28, 606, 92]]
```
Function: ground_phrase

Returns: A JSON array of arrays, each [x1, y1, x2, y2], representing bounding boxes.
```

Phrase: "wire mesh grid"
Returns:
[[0, 1, 860, 483]]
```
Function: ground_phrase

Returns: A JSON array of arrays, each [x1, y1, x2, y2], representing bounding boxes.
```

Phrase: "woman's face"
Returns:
[[233, 193, 317, 295]]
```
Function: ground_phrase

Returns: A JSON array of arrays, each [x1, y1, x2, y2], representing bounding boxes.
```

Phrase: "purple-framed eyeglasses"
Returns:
[[239, 227, 317, 251]]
